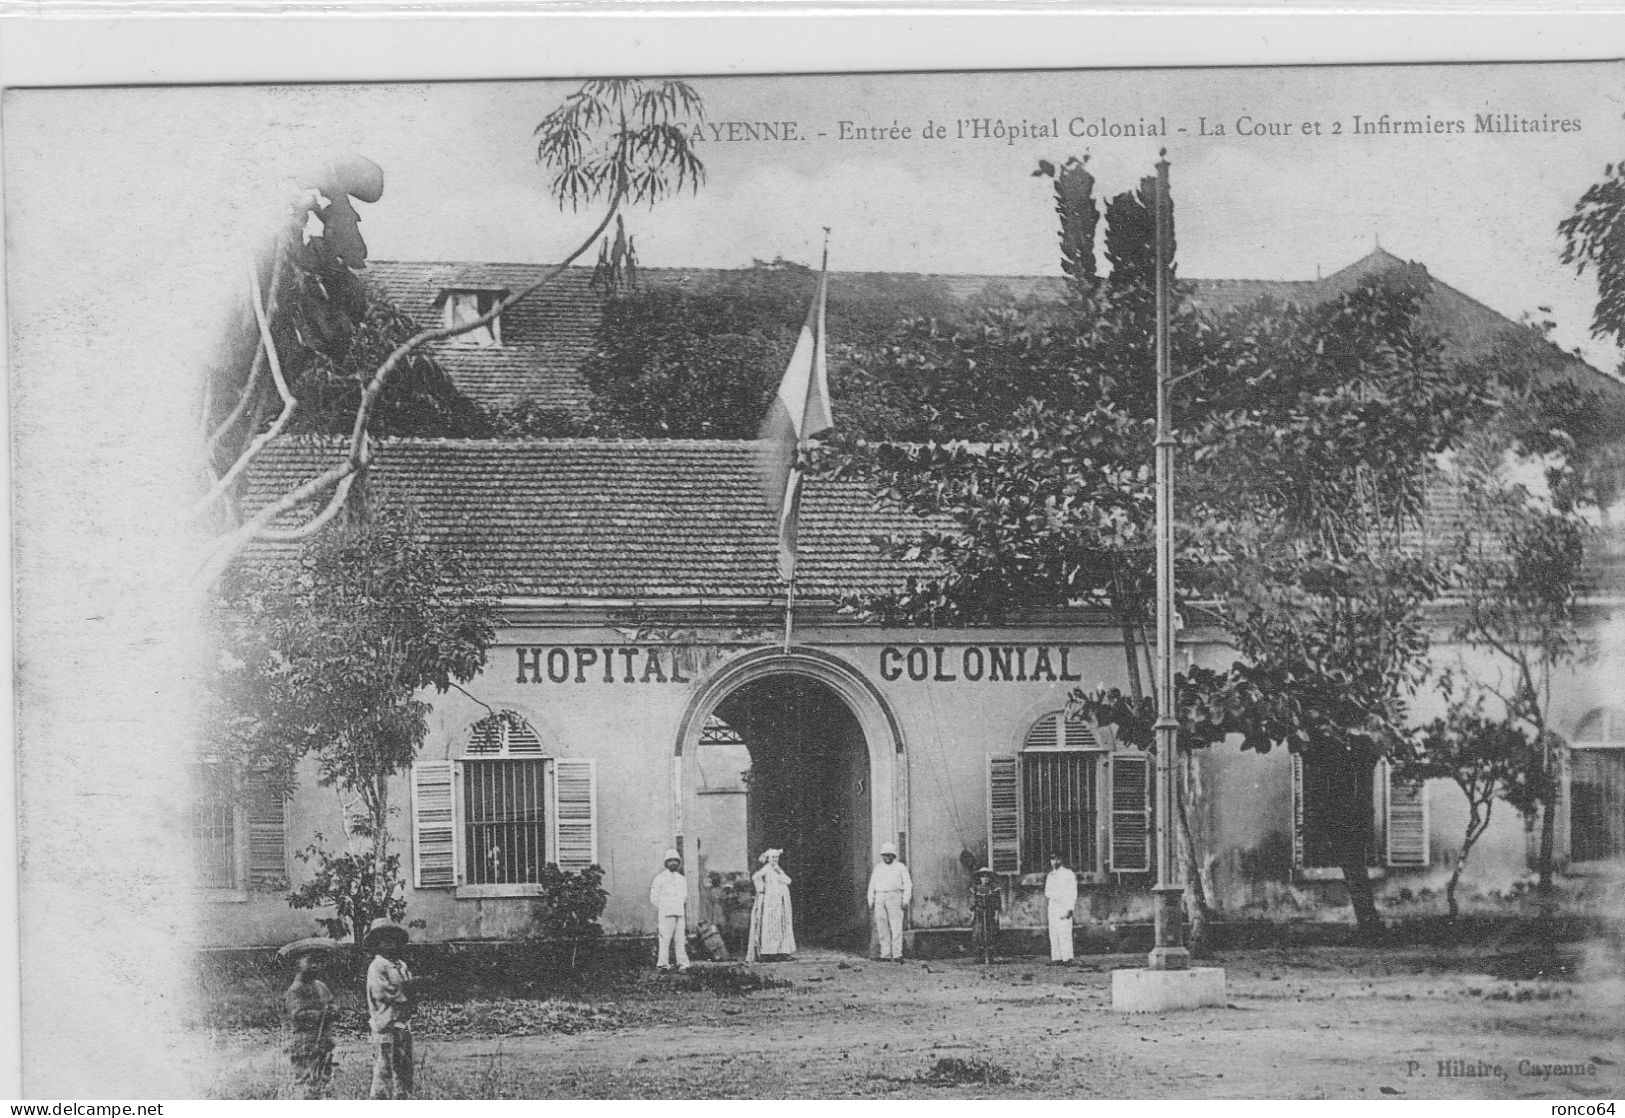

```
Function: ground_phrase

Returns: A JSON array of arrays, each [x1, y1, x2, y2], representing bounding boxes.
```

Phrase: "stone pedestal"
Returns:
[[1111, 966, 1227, 1012]]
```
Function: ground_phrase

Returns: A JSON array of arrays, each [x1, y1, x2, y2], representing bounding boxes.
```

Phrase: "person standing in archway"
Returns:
[[867, 842, 913, 962], [1045, 853, 1079, 964], [746, 848, 796, 962]]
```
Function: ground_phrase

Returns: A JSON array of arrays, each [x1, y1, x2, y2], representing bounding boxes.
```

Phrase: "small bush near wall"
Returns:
[[524, 864, 609, 968]]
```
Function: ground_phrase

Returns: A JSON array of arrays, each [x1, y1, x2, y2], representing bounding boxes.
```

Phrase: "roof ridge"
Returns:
[[270, 435, 766, 449], [368, 260, 1070, 282], [372, 257, 1384, 288]]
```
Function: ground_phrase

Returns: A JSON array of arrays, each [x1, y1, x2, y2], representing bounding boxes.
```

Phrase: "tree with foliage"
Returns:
[[1179, 270, 1496, 937], [1560, 158, 1625, 356], [840, 162, 1224, 938], [1452, 317, 1625, 525], [843, 157, 1497, 939], [480, 399, 593, 439], [1555, 162, 1625, 519], [212, 508, 501, 941], [1067, 666, 1301, 950], [581, 262, 961, 439], [583, 286, 793, 437], [195, 79, 706, 586], [1430, 433, 1591, 913], [1395, 692, 1546, 919]]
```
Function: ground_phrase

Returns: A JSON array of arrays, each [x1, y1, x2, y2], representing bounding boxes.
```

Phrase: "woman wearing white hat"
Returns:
[[746, 848, 796, 962], [649, 849, 691, 972]]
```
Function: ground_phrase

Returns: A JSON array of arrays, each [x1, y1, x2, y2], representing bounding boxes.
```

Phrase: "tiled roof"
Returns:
[[367, 262, 601, 413], [240, 438, 1623, 602], [1188, 248, 1603, 383], [242, 438, 946, 601], [1416, 467, 1625, 596], [366, 250, 1618, 413]]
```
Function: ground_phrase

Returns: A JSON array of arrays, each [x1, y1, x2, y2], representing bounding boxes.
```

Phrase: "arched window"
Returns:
[[1570, 708, 1625, 863], [410, 710, 598, 894], [987, 712, 1149, 878]]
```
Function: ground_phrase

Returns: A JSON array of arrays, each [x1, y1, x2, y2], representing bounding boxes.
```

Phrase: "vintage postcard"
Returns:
[[7, 54, 1624, 1102]]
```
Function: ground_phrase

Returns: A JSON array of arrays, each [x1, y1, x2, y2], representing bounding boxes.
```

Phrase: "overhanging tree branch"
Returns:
[[197, 79, 706, 588]]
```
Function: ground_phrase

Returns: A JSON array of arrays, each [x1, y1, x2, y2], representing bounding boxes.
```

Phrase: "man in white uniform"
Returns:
[[1044, 853, 1079, 963], [866, 841, 913, 962], [649, 849, 691, 972]]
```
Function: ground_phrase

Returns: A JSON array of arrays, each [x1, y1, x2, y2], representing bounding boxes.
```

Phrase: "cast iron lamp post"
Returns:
[[1149, 151, 1190, 972]]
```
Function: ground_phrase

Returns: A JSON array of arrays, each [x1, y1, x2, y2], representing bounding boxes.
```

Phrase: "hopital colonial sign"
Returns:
[[515, 644, 1089, 685]]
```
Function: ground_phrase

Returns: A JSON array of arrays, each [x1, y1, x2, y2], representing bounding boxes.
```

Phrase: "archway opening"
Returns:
[[700, 673, 872, 947]]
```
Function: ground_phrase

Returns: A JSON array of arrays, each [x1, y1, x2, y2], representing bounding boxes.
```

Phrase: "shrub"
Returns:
[[526, 864, 609, 966]]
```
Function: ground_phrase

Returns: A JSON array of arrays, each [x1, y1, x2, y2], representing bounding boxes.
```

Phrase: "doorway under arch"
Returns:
[[709, 674, 871, 945], [677, 648, 904, 950]]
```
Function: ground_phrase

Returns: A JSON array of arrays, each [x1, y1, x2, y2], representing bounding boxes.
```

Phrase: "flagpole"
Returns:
[[780, 230, 831, 655], [783, 574, 796, 653]]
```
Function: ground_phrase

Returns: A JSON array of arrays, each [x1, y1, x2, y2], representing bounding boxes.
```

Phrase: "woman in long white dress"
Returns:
[[746, 848, 796, 962]]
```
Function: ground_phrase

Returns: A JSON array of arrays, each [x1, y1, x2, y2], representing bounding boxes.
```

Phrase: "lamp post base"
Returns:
[[1111, 966, 1227, 1013], [1148, 945, 1191, 970], [1149, 883, 1186, 970]]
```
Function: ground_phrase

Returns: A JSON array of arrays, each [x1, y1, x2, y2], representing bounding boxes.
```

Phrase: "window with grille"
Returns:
[[193, 764, 238, 889], [1570, 709, 1625, 863], [1021, 750, 1097, 874], [412, 711, 598, 893], [461, 711, 548, 885], [191, 763, 286, 892], [988, 712, 1147, 878], [463, 758, 549, 886]]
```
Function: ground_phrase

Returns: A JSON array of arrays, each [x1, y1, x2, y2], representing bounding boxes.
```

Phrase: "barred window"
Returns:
[[412, 710, 598, 894], [463, 758, 548, 886], [1571, 709, 1625, 863], [988, 712, 1145, 878], [1019, 712, 1103, 875], [1020, 749, 1097, 875], [191, 764, 286, 892], [193, 764, 238, 889]]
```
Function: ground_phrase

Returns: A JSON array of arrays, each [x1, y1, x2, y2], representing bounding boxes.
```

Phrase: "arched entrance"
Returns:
[[720, 675, 870, 943], [674, 648, 904, 950]]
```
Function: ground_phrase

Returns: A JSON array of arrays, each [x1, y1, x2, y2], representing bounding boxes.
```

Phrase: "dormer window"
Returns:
[[440, 288, 506, 347]]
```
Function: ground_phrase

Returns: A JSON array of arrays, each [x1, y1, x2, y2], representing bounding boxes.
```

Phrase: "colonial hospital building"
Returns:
[[198, 251, 1625, 950]]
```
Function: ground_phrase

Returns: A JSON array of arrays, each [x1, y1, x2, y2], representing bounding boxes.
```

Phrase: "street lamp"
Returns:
[[1111, 151, 1224, 1011], [1149, 150, 1189, 973]]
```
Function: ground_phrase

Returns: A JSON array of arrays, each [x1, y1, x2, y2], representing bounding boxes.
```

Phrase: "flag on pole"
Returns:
[[759, 248, 832, 583]]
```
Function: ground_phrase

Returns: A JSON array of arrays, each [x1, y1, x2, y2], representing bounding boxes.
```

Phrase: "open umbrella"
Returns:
[[277, 937, 343, 960]]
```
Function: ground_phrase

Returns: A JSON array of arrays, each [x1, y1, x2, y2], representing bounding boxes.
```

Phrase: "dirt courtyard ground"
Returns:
[[202, 941, 1625, 1100]]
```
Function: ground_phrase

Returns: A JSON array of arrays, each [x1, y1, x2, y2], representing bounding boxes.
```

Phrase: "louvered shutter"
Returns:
[[1554, 748, 1573, 866], [412, 761, 457, 888], [987, 754, 1020, 873], [506, 719, 544, 755], [1385, 764, 1429, 867], [552, 758, 598, 871], [1291, 753, 1306, 870], [1109, 753, 1152, 872], [245, 775, 288, 890], [1025, 713, 1061, 750]]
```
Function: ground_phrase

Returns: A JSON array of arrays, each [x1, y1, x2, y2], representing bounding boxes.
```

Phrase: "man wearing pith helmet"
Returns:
[[649, 848, 692, 972], [866, 841, 913, 962]]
